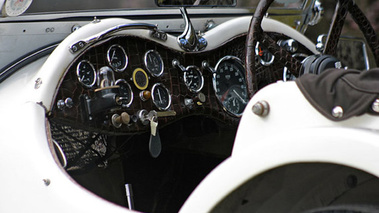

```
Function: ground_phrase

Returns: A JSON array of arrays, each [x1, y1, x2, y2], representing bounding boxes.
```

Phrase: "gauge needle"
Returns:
[[233, 89, 247, 104], [111, 50, 117, 61], [157, 89, 162, 102], [258, 46, 264, 57]]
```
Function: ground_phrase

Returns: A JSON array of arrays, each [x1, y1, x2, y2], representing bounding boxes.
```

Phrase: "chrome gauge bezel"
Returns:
[[76, 60, 97, 88], [144, 50, 164, 77], [255, 42, 275, 66], [183, 66, 204, 93], [107, 44, 128, 72], [213, 56, 248, 117], [115, 79, 133, 108], [151, 83, 171, 111], [3, 0, 33, 17]]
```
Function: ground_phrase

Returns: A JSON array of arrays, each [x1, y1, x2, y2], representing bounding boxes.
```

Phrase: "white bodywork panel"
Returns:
[[180, 81, 379, 212], [0, 102, 131, 212]]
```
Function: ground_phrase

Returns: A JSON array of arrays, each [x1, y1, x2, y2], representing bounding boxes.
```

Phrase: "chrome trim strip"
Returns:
[[0, 44, 58, 83], [69, 23, 164, 53]]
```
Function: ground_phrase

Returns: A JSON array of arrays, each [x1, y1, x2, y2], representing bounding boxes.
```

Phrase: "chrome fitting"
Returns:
[[252, 101, 270, 117]]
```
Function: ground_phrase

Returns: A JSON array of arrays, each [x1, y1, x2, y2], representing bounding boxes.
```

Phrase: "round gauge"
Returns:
[[184, 66, 204, 93], [225, 96, 241, 115], [255, 42, 275, 66], [115, 79, 133, 107], [107, 44, 128, 72], [213, 56, 249, 116], [76, 60, 97, 88], [2, 0, 33, 17], [144, 50, 164, 77], [132, 68, 149, 90], [151, 83, 171, 110]]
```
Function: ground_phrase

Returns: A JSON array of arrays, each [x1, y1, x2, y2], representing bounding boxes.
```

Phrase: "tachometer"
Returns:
[[107, 44, 128, 72], [144, 50, 164, 77], [184, 66, 204, 93], [151, 83, 171, 110], [213, 56, 248, 116], [76, 60, 96, 88]]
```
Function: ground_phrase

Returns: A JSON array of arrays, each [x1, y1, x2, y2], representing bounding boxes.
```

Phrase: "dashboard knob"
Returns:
[[57, 97, 74, 110], [140, 90, 151, 101], [112, 112, 130, 128], [119, 112, 131, 124]]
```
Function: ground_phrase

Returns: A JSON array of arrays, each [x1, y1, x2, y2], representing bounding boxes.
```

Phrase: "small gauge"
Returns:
[[144, 50, 164, 77], [2, 0, 33, 17], [225, 96, 241, 115], [107, 44, 128, 72], [255, 42, 275, 66], [214, 56, 248, 116], [115, 79, 133, 107], [151, 83, 171, 110], [76, 60, 96, 88], [184, 66, 204, 93], [132, 68, 149, 90]]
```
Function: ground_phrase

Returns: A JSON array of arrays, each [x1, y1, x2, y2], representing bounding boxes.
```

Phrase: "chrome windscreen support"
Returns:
[[177, 7, 207, 52]]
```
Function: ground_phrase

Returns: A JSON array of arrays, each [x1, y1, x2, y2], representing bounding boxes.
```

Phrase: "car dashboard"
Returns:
[[1, 12, 315, 213]]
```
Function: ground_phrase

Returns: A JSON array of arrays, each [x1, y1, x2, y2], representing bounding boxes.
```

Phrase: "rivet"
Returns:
[[35, 78, 42, 89], [43, 179, 51, 186], [332, 106, 343, 118], [252, 101, 270, 117], [65, 97, 74, 108], [371, 99, 379, 113]]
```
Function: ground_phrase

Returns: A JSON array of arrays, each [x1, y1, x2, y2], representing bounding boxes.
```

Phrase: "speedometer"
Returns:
[[213, 56, 248, 116]]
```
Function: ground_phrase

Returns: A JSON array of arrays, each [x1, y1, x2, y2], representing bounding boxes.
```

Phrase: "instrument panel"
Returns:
[[50, 33, 309, 134]]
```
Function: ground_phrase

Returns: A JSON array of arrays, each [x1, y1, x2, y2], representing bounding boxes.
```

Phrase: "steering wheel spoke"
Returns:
[[245, 0, 301, 97], [323, 0, 350, 56]]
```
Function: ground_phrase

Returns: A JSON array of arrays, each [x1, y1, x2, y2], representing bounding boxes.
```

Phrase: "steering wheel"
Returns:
[[245, 0, 379, 98]]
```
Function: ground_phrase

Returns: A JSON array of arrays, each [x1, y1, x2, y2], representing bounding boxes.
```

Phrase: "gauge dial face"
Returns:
[[213, 56, 248, 116], [255, 42, 275, 66], [184, 66, 204, 93], [76, 60, 97, 88], [144, 50, 164, 77], [151, 83, 171, 110], [115, 79, 133, 107], [132, 68, 149, 90], [107, 44, 128, 72], [3, 0, 33, 17]]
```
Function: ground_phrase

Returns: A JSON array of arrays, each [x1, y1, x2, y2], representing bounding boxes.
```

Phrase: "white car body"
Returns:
[[0, 0, 378, 212]]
